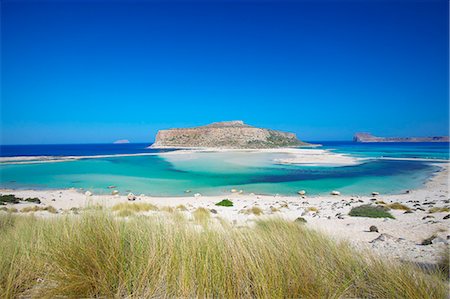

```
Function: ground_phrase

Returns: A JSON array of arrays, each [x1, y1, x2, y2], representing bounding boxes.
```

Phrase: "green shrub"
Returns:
[[349, 205, 394, 219], [24, 198, 41, 204], [0, 194, 20, 204], [215, 199, 234, 207]]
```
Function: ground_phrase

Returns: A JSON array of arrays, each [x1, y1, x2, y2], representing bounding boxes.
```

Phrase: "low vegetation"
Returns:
[[0, 195, 20, 204], [176, 204, 188, 211], [0, 194, 41, 205], [215, 199, 233, 207], [241, 206, 263, 216], [0, 207, 18, 213], [112, 202, 158, 213], [428, 207, 450, 214], [192, 207, 210, 224], [20, 205, 57, 214], [349, 204, 395, 219], [0, 212, 447, 298], [388, 202, 411, 211], [306, 206, 319, 212]]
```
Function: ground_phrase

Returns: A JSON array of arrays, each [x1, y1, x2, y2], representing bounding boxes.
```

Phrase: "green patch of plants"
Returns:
[[0, 194, 20, 204], [24, 198, 41, 204], [0, 194, 41, 205], [215, 199, 233, 207], [349, 204, 394, 219]]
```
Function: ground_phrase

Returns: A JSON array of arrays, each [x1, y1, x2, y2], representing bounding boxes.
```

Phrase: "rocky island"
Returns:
[[354, 133, 449, 143], [151, 121, 310, 148]]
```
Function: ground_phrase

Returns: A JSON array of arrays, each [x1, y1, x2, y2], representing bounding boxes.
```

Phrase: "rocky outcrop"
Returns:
[[151, 121, 310, 149], [354, 133, 449, 143], [113, 139, 130, 144]]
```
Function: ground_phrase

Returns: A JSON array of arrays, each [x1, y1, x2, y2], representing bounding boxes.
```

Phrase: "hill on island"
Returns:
[[151, 121, 310, 149], [354, 133, 449, 143]]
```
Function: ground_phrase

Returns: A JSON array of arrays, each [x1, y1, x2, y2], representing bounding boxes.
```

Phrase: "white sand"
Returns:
[[159, 147, 363, 166], [0, 147, 361, 166], [1, 163, 448, 265]]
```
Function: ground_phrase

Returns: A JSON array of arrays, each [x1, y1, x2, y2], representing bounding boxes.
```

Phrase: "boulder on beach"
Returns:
[[127, 193, 136, 201], [331, 191, 340, 196], [298, 190, 306, 196], [85, 191, 92, 197], [112, 190, 119, 195], [369, 225, 379, 233]]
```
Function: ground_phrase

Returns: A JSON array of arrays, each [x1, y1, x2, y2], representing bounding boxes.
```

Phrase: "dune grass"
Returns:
[[192, 207, 210, 224], [349, 204, 395, 219], [112, 202, 158, 213], [0, 212, 447, 298], [0, 207, 18, 213]]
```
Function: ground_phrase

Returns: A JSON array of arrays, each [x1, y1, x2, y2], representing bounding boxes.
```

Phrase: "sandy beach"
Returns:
[[1, 162, 448, 266]]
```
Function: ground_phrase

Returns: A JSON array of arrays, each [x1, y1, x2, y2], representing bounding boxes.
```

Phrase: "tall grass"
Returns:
[[0, 211, 447, 298]]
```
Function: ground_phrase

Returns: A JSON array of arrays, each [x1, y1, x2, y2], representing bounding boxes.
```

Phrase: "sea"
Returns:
[[0, 142, 448, 196]]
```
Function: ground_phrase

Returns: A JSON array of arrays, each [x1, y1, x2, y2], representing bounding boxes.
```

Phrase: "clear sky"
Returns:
[[1, 0, 448, 144]]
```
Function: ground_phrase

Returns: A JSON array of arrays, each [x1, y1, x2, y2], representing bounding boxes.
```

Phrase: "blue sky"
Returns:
[[1, 0, 448, 144]]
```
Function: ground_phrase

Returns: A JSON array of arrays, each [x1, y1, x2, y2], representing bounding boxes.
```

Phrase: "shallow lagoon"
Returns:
[[0, 143, 447, 196]]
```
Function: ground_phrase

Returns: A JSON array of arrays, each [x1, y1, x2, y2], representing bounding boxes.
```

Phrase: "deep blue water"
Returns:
[[1, 142, 448, 159], [0, 143, 164, 157]]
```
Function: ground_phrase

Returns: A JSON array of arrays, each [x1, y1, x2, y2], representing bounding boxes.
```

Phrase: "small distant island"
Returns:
[[113, 139, 130, 144], [151, 121, 310, 149], [354, 133, 449, 143]]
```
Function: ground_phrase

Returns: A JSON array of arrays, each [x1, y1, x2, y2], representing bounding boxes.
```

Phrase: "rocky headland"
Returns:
[[354, 133, 449, 143], [151, 121, 310, 149]]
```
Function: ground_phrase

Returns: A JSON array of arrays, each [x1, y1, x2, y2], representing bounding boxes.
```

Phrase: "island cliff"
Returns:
[[354, 133, 449, 143], [151, 121, 310, 149]]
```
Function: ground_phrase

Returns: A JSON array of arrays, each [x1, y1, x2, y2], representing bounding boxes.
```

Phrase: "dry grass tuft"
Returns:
[[307, 206, 319, 212], [176, 204, 188, 211], [241, 206, 263, 216], [20, 205, 57, 214], [388, 203, 411, 211], [0, 207, 18, 213], [428, 207, 450, 213]]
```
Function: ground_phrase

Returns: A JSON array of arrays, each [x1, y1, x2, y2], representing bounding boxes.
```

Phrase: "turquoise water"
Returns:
[[0, 142, 448, 196]]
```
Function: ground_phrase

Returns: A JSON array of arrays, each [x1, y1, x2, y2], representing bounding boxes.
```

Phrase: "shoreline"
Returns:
[[1, 163, 448, 265]]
